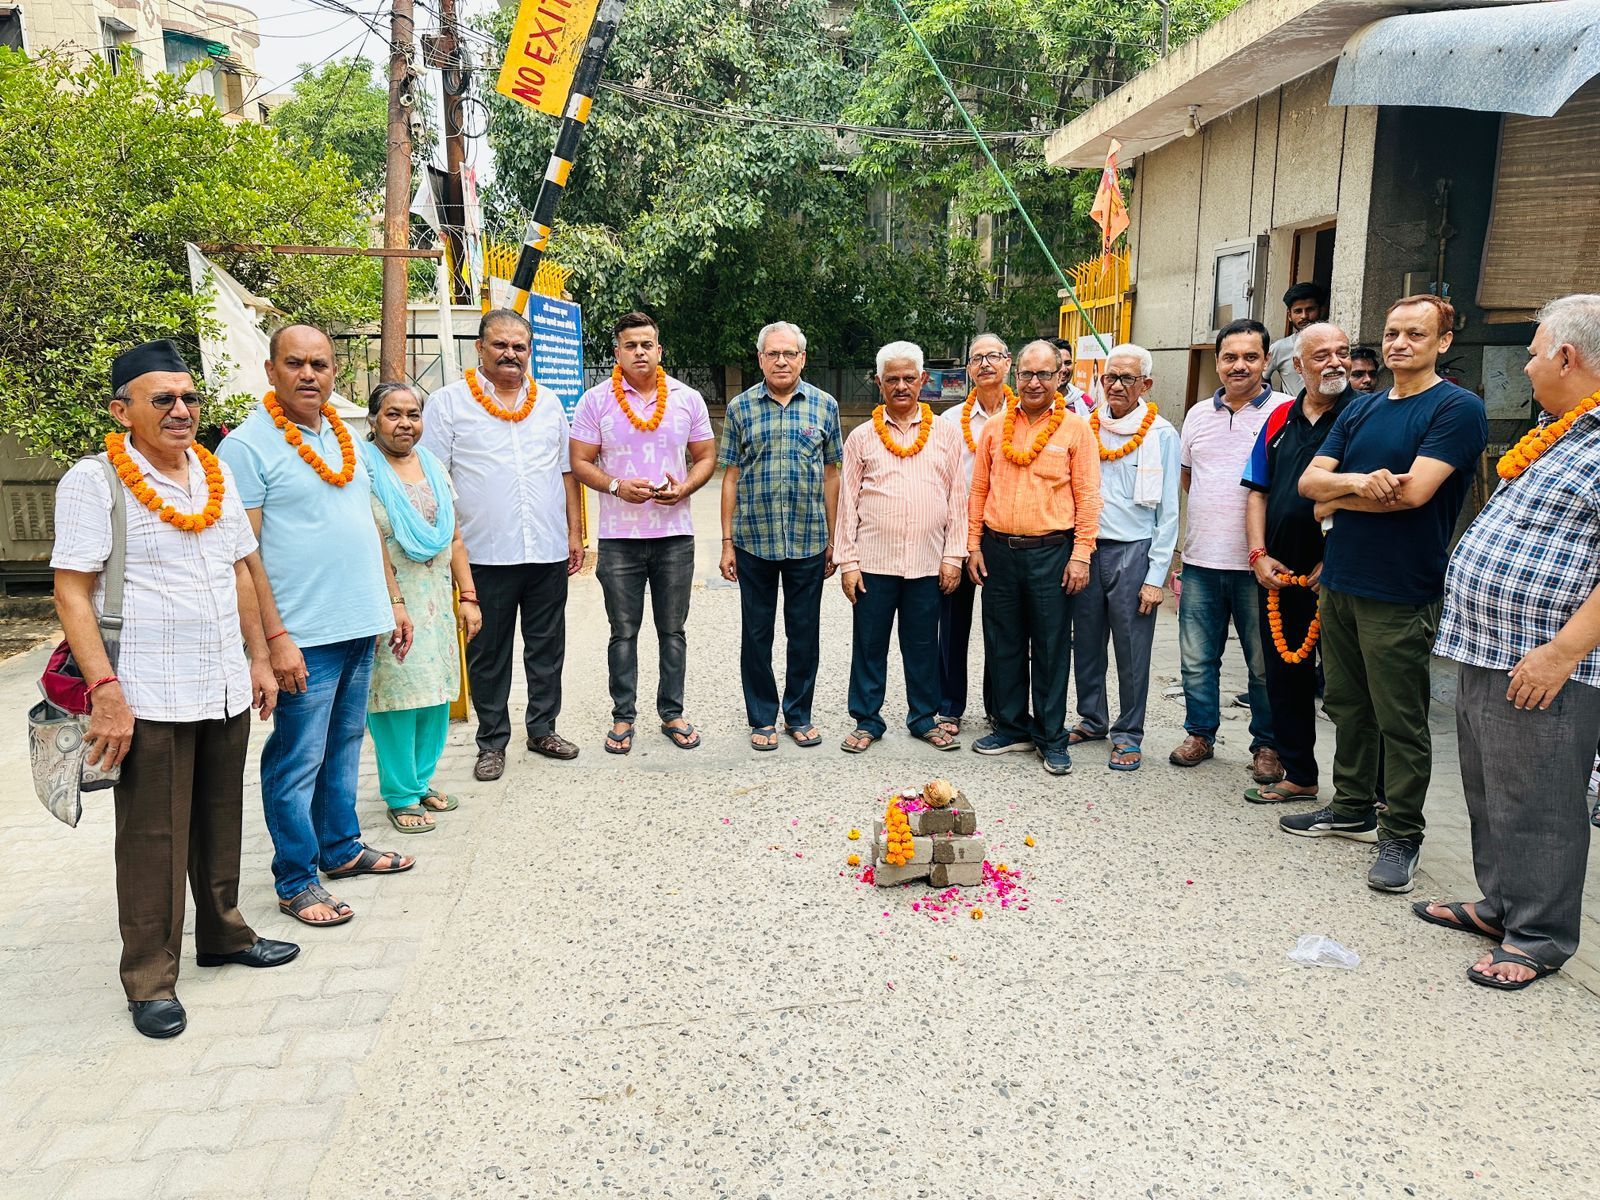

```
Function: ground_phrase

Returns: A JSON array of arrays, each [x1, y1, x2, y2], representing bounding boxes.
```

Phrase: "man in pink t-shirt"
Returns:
[[570, 312, 716, 754]]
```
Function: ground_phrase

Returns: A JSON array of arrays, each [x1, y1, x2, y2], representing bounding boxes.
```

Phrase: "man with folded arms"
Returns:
[[222, 325, 416, 929], [1421, 293, 1600, 988], [1069, 343, 1179, 772], [837, 341, 966, 753], [966, 339, 1102, 776], [423, 309, 585, 779], [53, 340, 297, 1039]]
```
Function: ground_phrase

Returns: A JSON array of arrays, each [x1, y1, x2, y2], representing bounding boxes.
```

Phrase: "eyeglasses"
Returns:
[[1099, 373, 1145, 390], [146, 392, 206, 411], [967, 351, 1010, 366], [1016, 370, 1058, 383], [761, 349, 803, 362]]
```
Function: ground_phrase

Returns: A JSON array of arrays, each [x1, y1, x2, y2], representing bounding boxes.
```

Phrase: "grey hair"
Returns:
[[112, 383, 132, 402], [756, 321, 807, 354], [1536, 294, 1600, 367], [1018, 339, 1063, 371], [1106, 342, 1153, 377], [875, 340, 924, 376], [1292, 322, 1346, 355], [967, 331, 1009, 357]]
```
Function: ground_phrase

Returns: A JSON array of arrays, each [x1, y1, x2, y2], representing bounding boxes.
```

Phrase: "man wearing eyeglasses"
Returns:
[[718, 321, 843, 751], [965, 340, 1102, 776], [1049, 337, 1096, 419], [1068, 345, 1179, 772], [932, 333, 1009, 735]]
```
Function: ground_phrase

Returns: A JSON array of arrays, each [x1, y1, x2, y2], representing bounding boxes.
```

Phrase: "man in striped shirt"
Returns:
[[836, 342, 967, 753]]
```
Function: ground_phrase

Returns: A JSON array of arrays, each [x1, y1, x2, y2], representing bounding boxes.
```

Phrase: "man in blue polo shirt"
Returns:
[[1286, 296, 1488, 894], [222, 325, 416, 928]]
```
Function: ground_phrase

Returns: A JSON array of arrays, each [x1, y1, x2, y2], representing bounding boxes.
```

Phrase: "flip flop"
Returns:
[[1467, 945, 1558, 991], [661, 722, 701, 750], [324, 846, 414, 880], [918, 728, 961, 751], [385, 804, 437, 834], [750, 725, 779, 752], [1108, 742, 1142, 772], [840, 729, 876, 754], [605, 725, 635, 755], [420, 789, 459, 812], [1067, 726, 1105, 746], [278, 883, 353, 927], [1244, 783, 1318, 804], [785, 723, 822, 748], [1411, 900, 1504, 941]]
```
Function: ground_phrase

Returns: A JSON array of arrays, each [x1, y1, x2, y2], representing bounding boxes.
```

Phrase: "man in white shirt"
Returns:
[[423, 309, 584, 781], [53, 340, 297, 1040]]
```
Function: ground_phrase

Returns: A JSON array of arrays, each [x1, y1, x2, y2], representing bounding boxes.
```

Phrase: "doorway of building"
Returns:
[[1287, 221, 1336, 333]]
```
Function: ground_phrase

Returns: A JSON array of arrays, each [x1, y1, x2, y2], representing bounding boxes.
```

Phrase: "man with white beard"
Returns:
[[1240, 324, 1359, 804]]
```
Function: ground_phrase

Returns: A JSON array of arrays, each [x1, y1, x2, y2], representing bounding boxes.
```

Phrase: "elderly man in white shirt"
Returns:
[[52, 340, 298, 1040], [423, 309, 584, 781]]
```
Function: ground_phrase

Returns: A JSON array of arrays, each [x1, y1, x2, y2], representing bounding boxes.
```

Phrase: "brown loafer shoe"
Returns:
[[527, 733, 579, 760], [474, 749, 506, 781], [1168, 735, 1214, 767], [1251, 746, 1285, 784]]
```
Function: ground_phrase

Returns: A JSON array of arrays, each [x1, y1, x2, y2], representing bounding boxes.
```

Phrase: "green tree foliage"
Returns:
[[482, 0, 989, 366], [847, 0, 1241, 342], [0, 50, 380, 460], [269, 56, 437, 196]]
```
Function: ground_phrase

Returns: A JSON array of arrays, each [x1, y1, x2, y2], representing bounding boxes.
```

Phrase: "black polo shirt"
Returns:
[[1240, 387, 1357, 574]]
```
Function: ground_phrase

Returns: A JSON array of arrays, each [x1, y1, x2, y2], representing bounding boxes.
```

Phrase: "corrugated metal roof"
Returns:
[[1329, 0, 1600, 116]]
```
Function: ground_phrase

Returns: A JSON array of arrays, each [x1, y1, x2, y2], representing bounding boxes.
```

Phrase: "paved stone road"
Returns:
[[4, 486, 1598, 1199]]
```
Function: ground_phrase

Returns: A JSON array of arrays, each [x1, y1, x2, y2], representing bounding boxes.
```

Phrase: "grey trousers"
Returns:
[[1071, 539, 1158, 744], [595, 535, 695, 724], [1457, 661, 1600, 968]]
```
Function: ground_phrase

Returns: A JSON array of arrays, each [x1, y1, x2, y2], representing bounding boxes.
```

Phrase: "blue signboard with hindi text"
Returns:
[[530, 296, 584, 418]]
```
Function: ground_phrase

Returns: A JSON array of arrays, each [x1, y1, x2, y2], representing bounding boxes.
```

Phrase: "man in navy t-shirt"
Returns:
[[1281, 295, 1487, 895]]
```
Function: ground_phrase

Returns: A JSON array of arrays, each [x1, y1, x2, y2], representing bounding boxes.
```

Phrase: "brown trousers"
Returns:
[[113, 712, 257, 1000]]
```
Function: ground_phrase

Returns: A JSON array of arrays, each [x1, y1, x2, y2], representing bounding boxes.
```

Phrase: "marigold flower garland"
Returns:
[[465, 367, 538, 422], [612, 365, 669, 433], [1267, 575, 1321, 664], [961, 385, 1015, 453], [872, 403, 933, 458], [104, 432, 224, 533], [263, 391, 356, 486], [883, 800, 914, 867], [1090, 404, 1158, 461], [1497, 387, 1600, 480], [1000, 394, 1066, 467]]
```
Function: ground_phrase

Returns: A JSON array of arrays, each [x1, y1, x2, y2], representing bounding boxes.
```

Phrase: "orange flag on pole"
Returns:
[[1089, 138, 1130, 274]]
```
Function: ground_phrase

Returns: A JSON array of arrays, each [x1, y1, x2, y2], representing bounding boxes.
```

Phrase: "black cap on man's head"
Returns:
[[111, 340, 192, 393]]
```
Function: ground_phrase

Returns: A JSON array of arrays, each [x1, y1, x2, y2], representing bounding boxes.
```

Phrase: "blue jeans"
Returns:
[[261, 636, 373, 900], [847, 573, 942, 739], [1177, 564, 1273, 750]]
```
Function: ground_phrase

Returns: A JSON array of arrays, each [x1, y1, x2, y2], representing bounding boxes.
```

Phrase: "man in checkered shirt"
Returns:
[[1423, 294, 1600, 991]]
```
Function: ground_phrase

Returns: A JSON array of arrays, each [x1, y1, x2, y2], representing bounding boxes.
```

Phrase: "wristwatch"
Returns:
[[607, 477, 620, 496]]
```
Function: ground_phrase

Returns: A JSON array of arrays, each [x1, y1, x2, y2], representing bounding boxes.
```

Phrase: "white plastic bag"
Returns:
[[1286, 933, 1360, 970]]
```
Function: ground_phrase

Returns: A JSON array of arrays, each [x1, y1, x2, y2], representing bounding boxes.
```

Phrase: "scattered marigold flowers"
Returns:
[[872, 402, 933, 457], [465, 367, 538, 422], [104, 432, 224, 532], [612, 365, 669, 433], [1090, 404, 1158, 461], [847, 854, 861, 867], [847, 828, 861, 841], [263, 391, 356, 486], [1497, 387, 1600, 480], [1267, 575, 1322, 664], [1024, 835, 1036, 847], [1000, 394, 1066, 466], [883, 801, 914, 867], [970, 908, 985, 920], [960, 386, 1015, 453]]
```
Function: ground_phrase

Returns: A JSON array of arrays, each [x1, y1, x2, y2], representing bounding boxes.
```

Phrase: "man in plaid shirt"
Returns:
[[718, 321, 842, 750], [1423, 294, 1600, 990]]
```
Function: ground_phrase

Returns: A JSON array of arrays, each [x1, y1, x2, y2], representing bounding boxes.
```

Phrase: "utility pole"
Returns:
[[433, 0, 471, 304], [1157, 1, 1171, 56], [381, 0, 417, 382]]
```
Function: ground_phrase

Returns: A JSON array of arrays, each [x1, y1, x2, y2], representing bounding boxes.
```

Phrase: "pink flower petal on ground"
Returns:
[[721, 817, 732, 825]]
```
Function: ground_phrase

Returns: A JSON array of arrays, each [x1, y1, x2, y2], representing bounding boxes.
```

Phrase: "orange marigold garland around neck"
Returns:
[[104, 432, 224, 533], [1267, 575, 1321, 664], [1090, 404, 1158, 462], [961, 385, 1016, 453], [1000, 393, 1066, 467], [873, 402, 933, 458], [464, 366, 538, 423], [612, 365, 669, 433], [263, 390, 357, 487], [1497, 387, 1600, 481]]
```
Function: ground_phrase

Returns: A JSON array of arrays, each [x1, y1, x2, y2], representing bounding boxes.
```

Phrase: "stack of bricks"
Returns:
[[873, 786, 986, 888]]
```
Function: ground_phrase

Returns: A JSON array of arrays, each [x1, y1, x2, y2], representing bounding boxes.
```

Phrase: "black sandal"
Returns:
[[605, 725, 635, 755], [661, 722, 701, 749], [325, 846, 414, 880], [1467, 946, 1558, 991], [1411, 900, 1504, 941]]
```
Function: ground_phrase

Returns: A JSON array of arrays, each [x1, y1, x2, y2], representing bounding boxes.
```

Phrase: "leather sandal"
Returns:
[[278, 883, 353, 927], [325, 846, 414, 880]]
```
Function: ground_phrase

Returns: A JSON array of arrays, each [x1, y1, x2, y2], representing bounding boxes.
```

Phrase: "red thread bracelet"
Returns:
[[87, 674, 118, 695], [266, 630, 289, 642], [1248, 547, 1268, 566]]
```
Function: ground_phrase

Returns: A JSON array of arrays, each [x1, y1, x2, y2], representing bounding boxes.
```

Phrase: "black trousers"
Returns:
[[733, 547, 825, 728], [1258, 583, 1320, 787], [848, 573, 942, 739], [937, 571, 992, 721], [980, 531, 1072, 752], [467, 560, 568, 751]]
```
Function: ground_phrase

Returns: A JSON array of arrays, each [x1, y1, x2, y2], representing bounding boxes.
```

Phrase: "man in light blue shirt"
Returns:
[[1068, 344, 1180, 771], [221, 324, 414, 928]]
